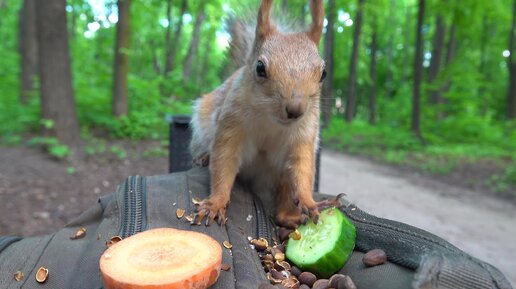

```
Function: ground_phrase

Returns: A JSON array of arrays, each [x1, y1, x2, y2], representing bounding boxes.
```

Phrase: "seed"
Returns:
[[281, 277, 300, 288], [298, 272, 317, 287], [106, 235, 123, 247], [70, 227, 86, 240], [223, 240, 233, 249], [266, 272, 283, 284], [274, 252, 285, 262], [278, 227, 293, 242], [185, 214, 194, 222], [362, 249, 387, 267], [250, 238, 269, 251], [271, 269, 286, 281], [289, 229, 301, 240], [262, 253, 274, 261], [176, 208, 185, 219], [13, 271, 24, 282], [275, 260, 291, 271], [221, 263, 231, 271], [191, 197, 202, 205], [312, 279, 329, 289], [262, 259, 275, 271], [273, 244, 285, 253], [291, 266, 302, 277], [337, 275, 357, 289], [299, 285, 310, 289], [35, 267, 49, 283]]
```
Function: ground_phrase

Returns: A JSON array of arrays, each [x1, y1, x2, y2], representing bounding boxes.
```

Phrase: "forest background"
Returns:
[[0, 0, 515, 195]]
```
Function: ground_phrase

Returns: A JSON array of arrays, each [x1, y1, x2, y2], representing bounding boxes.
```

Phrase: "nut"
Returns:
[[223, 240, 233, 249], [291, 266, 302, 277], [70, 227, 87, 240], [312, 279, 329, 289], [13, 271, 24, 282], [105, 236, 123, 247], [191, 197, 202, 205], [176, 208, 185, 219], [35, 267, 49, 283], [270, 269, 287, 281], [298, 272, 317, 287], [250, 238, 269, 251], [259, 284, 276, 289], [281, 277, 300, 288], [273, 252, 285, 262], [275, 260, 291, 271], [299, 285, 310, 289], [289, 229, 301, 240], [278, 227, 293, 242], [362, 248, 387, 267], [221, 263, 231, 271], [329, 274, 357, 289]]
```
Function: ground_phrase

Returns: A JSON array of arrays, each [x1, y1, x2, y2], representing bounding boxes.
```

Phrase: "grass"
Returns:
[[322, 118, 516, 194]]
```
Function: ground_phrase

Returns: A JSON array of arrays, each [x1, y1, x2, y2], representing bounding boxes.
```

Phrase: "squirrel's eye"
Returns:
[[256, 60, 267, 78], [320, 69, 327, 82]]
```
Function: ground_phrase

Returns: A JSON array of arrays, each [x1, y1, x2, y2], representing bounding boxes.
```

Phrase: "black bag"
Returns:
[[0, 167, 512, 289]]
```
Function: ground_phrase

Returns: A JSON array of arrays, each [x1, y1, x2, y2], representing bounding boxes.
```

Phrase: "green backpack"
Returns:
[[0, 167, 512, 289]]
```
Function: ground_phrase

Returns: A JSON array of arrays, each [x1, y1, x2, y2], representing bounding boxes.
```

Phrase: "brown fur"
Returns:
[[190, 0, 325, 228]]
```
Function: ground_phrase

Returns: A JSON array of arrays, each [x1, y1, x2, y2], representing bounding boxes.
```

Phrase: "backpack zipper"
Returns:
[[120, 175, 147, 238], [253, 197, 274, 244]]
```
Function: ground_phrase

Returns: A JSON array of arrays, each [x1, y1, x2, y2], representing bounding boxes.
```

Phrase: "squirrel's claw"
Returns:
[[316, 193, 346, 211], [192, 199, 227, 226]]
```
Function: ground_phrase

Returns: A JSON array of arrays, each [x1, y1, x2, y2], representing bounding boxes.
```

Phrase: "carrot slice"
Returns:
[[100, 228, 222, 289]]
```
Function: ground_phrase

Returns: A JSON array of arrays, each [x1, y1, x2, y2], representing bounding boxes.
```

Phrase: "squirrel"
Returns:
[[189, 0, 326, 228]]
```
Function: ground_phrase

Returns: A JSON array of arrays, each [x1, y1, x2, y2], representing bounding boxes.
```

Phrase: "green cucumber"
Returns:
[[285, 207, 356, 278]]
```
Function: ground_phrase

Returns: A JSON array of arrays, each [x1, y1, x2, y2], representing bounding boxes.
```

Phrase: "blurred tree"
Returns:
[[113, 0, 131, 117], [368, 25, 377, 124], [345, 0, 365, 122], [183, 4, 206, 81], [18, 0, 38, 105], [508, 0, 516, 119], [165, 0, 187, 76], [322, 0, 335, 128], [427, 13, 445, 106], [35, 0, 81, 148], [412, 0, 425, 138]]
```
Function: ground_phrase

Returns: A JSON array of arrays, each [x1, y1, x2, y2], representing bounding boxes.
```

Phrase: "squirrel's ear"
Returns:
[[256, 0, 274, 42], [307, 0, 324, 44]]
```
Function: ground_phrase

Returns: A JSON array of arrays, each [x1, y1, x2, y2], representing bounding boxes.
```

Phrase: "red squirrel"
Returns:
[[189, 0, 326, 228]]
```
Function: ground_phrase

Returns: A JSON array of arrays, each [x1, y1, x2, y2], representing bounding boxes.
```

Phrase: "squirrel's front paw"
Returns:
[[276, 199, 320, 229], [192, 198, 227, 226]]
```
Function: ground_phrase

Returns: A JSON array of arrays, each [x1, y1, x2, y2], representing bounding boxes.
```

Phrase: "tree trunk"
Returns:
[[508, 0, 516, 119], [282, 0, 288, 14], [321, 0, 335, 128], [183, 7, 206, 81], [401, 6, 412, 84], [19, 0, 38, 105], [113, 0, 131, 117], [385, 0, 396, 98], [35, 0, 81, 149], [428, 14, 445, 105], [411, 0, 425, 137], [369, 29, 377, 124], [163, 0, 172, 76], [345, 0, 365, 122], [165, 0, 187, 76]]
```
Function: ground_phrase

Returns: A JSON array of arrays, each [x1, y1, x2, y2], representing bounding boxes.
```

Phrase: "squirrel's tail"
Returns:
[[227, 17, 255, 68]]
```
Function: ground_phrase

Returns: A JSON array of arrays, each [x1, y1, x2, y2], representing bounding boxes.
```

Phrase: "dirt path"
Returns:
[[320, 151, 516, 287]]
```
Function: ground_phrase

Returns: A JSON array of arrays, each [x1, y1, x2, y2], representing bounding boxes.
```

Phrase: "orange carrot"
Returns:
[[100, 228, 222, 289]]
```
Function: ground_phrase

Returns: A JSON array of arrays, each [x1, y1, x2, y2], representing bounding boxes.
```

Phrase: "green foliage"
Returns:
[[110, 145, 127, 159], [28, 137, 70, 159], [323, 118, 516, 176]]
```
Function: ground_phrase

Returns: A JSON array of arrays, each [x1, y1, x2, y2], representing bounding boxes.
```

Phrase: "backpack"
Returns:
[[0, 166, 512, 289]]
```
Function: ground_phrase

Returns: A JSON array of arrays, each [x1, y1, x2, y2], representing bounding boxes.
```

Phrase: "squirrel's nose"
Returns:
[[286, 102, 304, 119]]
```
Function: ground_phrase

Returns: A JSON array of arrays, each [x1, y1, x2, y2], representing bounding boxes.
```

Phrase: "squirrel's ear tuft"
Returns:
[[256, 0, 274, 42], [307, 0, 324, 44]]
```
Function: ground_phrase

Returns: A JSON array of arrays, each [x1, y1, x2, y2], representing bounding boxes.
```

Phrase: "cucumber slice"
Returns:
[[285, 207, 356, 278]]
